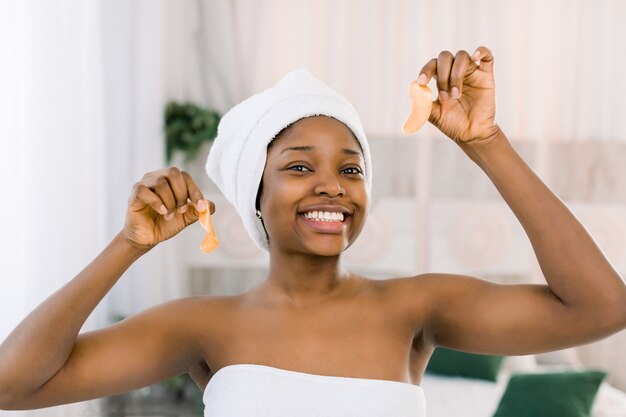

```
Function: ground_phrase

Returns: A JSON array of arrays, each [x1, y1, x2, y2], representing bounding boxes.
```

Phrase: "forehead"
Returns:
[[267, 116, 363, 158]]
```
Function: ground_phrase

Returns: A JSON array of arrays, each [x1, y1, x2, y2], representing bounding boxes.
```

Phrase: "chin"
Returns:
[[312, 248, 344, 257], [305, 240, 350, 257]]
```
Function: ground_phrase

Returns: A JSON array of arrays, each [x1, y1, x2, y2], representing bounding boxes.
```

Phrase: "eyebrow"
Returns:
[[280, 146, 361, 156]]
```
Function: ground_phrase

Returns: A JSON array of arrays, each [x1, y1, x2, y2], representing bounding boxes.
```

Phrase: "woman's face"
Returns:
[[258, 116, 369, 256]]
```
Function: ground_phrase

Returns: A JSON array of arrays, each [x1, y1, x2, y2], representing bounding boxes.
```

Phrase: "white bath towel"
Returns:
[[206, 69, 372, 253], [203, 364, 426, 417]]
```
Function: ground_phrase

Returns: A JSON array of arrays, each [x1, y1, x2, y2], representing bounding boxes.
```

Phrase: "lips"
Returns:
[[296, 203, 354, 234], [298, 213, 350, 233], [297, 204, 353, 216]]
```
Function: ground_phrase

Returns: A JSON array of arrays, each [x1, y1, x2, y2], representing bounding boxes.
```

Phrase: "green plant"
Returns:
[[164, 101, 220, 164], [163, 373, 204, 415]]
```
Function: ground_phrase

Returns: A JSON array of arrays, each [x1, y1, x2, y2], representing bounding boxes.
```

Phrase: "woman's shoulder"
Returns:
[[367, 272, 500, 321], [129, 294, 244, 333], [371, 272, 467, 293], [357, 273, 446, 318], [355, 273, 431, 295]]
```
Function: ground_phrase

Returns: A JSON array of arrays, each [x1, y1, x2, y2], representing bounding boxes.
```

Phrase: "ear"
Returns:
[[255, 180, 264, 211]]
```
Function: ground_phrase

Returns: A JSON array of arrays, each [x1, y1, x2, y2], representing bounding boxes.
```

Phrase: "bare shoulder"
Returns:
[[365, 273, 492, 333], [366, 273, 438, 300], [347, 274, 436, 328], [141, 294, 242, 335], [125, 294, 227, 325], [379, 272, 498, 299]]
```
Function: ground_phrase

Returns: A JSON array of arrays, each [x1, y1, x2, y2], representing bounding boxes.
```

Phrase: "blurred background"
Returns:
[[1, 0, 626, 416]]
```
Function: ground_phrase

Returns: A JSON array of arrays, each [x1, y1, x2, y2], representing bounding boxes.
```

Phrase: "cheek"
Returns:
[[354, 184, 370, 207], [354, 190, 371, 228], [259, 176, 296, 214]]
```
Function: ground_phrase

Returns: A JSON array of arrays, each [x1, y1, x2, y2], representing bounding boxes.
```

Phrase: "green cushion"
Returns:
[[492, 370, 606, 417], [425, 347, 504, 382]]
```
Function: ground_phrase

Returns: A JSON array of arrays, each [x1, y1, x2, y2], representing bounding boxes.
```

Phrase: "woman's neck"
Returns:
[[261, 249, 352, 307]]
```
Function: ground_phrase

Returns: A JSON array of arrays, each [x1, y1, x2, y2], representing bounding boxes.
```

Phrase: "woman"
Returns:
[[1, 46, 625, 415]]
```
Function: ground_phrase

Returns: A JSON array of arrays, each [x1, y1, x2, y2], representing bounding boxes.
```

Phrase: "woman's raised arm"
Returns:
[[395, 46, 626, 354], [0, 168, 214, 409], [419, 128, 626, 353]]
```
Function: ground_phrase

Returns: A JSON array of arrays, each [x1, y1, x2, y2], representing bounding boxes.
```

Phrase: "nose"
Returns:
[[313, 171, 345, 198]]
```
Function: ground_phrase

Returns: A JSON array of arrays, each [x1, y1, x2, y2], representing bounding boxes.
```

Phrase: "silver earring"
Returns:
[[255, 210, 262, 219]]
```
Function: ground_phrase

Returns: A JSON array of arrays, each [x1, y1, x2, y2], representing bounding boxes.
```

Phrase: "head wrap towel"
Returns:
[[206, 68, 372, 253]]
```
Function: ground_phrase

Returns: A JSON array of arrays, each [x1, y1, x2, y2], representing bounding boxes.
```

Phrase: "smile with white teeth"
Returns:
[[302, 211, 345, 222]]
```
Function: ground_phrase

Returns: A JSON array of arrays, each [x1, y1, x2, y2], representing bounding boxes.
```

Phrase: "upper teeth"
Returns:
[[303, 211, 345, 222]]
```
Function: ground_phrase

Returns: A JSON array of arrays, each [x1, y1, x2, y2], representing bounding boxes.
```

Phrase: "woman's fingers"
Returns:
[[124, 168, 213, 249], [450, 50, 471, 98], [133, 168, 209, 220], [471, 46, 494, 73], [150, 175, 178, 219], [435, 51, 454, 101], [417, 47, 493, 100], [162, 167, 190, 214], [129, 183, 169, 215], [417, 58, 437, 85], [181, 171, 211, 213]]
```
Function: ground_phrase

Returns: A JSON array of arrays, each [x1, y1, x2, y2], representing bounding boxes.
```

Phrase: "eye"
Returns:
[[342, 167, 363, 175], [287, 165, 311, 172]]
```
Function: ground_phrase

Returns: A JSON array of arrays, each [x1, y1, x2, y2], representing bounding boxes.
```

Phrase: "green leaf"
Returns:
[[164, 100, 221, 164]]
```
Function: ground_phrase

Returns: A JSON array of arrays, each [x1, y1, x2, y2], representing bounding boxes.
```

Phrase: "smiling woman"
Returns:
[[1, 49, 625, 417], [256, 116, 369, 256], [205, 69, 374, 255]]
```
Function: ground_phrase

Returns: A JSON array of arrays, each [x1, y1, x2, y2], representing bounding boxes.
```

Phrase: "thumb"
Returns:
[[186, 199, 215, 221], [198, 199, 216, 215], [429, 100, 442, 125]]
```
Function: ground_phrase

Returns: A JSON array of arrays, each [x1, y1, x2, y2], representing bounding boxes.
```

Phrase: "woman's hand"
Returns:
[[419, 46, 500, 145], [123, 167, 215, 251]]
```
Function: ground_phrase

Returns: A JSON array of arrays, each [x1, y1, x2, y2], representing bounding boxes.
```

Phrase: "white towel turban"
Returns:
[[206, 68, 372, 253]]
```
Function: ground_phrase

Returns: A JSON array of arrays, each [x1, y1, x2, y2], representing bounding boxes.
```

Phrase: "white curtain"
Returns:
[[0, 0, 106, 415], [169, 0, 626, 143], [0, 0, 183, 415], [101, 0, 190, 319]]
